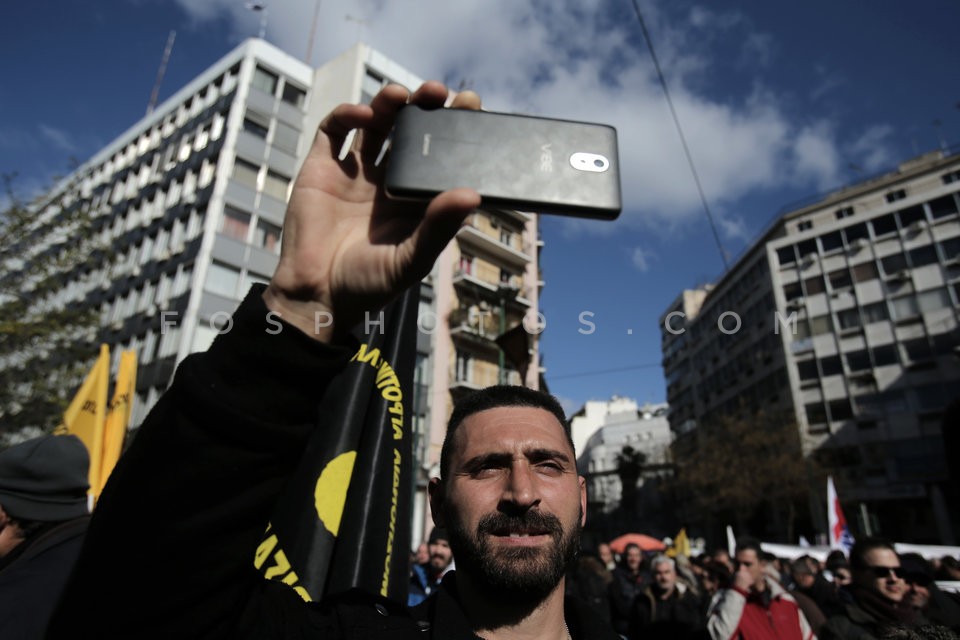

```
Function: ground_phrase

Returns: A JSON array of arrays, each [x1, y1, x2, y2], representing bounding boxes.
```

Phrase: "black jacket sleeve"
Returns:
[[47, 286, 356, 639]]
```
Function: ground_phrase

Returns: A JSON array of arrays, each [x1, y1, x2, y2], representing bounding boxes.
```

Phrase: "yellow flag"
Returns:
[[97, 350, 137, 497], [60, 344, 110, 497], [667, 527, 691, 558]]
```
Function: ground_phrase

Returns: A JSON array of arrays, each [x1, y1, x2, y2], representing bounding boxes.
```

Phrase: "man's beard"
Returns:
[[446, 507, 581, 605]]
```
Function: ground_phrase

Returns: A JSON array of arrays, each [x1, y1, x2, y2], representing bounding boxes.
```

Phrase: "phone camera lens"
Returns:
[[594, 159, 605, 168]]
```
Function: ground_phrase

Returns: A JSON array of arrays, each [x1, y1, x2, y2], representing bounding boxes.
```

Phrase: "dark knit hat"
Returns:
[[428, 527, 449, 544], [0, 434, 90, 521], [899, 553, 935, 586]]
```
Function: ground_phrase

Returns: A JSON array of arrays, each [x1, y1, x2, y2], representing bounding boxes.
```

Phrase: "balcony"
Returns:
[[457, 224, 532, 268]]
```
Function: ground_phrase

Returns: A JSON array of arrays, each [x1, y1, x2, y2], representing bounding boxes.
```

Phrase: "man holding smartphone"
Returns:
[[48, 82, 618, 640]]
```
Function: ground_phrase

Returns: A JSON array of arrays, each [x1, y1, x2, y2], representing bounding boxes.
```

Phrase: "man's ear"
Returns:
[[428, 477, 446, 527], [578, 476, 587, 527]]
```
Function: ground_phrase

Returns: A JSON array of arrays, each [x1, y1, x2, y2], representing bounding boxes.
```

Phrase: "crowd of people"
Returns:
[[408, 533, 960, 639]]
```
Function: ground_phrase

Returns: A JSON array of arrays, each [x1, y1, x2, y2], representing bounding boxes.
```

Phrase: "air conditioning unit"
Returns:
[[849, 238, 867, 251], [787, 297, 805, 309], [890, 270, 911, 281], [907, 220, 927, 233]]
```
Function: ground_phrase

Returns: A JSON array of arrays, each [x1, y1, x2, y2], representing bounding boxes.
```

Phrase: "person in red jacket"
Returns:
[[707, 538, 815, 640]]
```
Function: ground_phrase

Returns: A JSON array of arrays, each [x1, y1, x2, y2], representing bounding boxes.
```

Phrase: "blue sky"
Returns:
[[3, 0, 959, 415]]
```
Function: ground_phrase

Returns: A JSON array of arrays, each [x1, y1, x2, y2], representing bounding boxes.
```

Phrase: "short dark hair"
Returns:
[[849, 536, 897, 572], [735, 537, 763, 557], [439, 385, 571, 479]]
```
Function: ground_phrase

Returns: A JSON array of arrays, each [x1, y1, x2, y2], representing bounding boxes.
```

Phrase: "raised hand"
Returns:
[[263, 81, 482, 341]]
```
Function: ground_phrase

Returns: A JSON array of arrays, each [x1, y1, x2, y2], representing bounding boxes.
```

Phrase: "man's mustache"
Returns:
[[476, 511, 564, 539]]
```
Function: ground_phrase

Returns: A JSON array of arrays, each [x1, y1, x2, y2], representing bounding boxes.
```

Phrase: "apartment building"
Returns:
[[660, 150, 960, 542], [573, 398, 672, 514], [13, 38, 542, 544]]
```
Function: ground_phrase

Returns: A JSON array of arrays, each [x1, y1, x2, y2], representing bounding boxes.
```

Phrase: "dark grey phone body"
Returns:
[[384, 106, 622, 219]]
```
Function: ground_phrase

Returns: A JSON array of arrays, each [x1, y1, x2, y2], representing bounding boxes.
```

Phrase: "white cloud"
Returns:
[[174, 0, 868, 230], [38, 125, 77, 153], [847, 125, 895, 172], [631, 246, 655, 272]]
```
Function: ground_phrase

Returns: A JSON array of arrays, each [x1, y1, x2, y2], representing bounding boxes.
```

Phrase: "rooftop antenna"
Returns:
[[246, 2, 268, 39], [305, 0, 322, 63], [146, 30, 176, 116]]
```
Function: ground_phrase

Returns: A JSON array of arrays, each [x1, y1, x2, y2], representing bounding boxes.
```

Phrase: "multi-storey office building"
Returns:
[[660, 150, 960, 542], [13, 38, 542, 544]]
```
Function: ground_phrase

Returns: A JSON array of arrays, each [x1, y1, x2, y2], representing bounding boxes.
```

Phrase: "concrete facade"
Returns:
[[660, 150, 960, 543]]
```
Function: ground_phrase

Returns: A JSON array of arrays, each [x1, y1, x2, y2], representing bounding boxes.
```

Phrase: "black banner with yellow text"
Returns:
[[255, 288, 418, 603]]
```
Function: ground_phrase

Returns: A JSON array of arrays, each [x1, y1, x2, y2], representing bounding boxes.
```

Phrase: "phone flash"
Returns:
[[570, 152, 609, 173]]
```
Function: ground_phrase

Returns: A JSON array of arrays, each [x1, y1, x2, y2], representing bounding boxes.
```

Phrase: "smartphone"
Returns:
[[384, 106, 621, 220]]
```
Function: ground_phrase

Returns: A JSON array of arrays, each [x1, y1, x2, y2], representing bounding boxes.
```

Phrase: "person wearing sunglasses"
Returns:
[[820, 537, 923, 639]]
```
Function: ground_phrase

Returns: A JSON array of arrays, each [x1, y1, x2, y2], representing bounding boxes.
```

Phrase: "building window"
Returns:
[[281, 82, 306, 108], [220, 206, 251, 241], [252, 66, 278, 96], [835, 206, 854, 220], [232, 158, 260, 190], [852, 262, 878, 283], [828, 269, 852, 290], [805, 403, 827, 426], [797, 239, 818, 258], [263, 170, 290, 201], [837, 308, 861, 331], [897, 205, 926, 228], [844, 223, 869, 245], [917, 287, 950, 313], [890, 295, 919, 321], [871, 213, 898, 237], [243, 111, 270, 139], [880, 253, 908, 276], [845, 350, 871, 372], [908, 245, 937, 268], [828, 399, 853, 422], [458, 253, 474, 275], [206, 261, 241, 298], [929, 194, 958, 219], [943, 170, 960, 185], [254, 219, 282, 253], [861, 301, 888, 324], [455, 351, 472, 382], [871, 344, 899, 367], [804, 275, 825, 295], [902, 338, 933, 363], [796, 359, 819, 381], [272, 121, 300, 154], [810, 315, 833, 335], [820, 356, 842, 377], [885, 189, 907, 203], [783, 282, 803, 301], [777, 246, 797, 267], [797, 220, 813, 232], [820, 231, 843, 253]]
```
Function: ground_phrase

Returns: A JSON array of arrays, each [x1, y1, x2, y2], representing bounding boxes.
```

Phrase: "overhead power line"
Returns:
[[628, 0, 730, 270], [548, 362, 662, 381]]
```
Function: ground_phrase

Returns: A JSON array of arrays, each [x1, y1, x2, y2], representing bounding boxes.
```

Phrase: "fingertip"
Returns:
[[451, 91, 482, 111]]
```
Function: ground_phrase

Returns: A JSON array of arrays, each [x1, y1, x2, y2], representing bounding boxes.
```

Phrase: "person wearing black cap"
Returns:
[[0, 434, 90, 639], [408, 527, 454, 606]]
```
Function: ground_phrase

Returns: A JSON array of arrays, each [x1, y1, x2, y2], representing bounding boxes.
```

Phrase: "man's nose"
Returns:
[[501, 461, 540, 510]]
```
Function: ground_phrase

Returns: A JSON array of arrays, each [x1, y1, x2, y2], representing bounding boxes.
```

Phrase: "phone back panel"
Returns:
[[385, 107, 621, 219]]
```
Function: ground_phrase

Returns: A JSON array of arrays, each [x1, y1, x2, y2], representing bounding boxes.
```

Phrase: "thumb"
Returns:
[[406, 188, 481, 276]]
